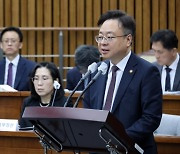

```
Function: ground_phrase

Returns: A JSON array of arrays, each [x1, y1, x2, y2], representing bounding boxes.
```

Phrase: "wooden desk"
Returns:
[[0, 130, 179, 154], [155, 135, 180, 154], [163, 94, 180, 115], [0, 92, 29, 119], [0, 131, 87, 154], [0, 92, 180, 120], [0, 91, 82, 119]]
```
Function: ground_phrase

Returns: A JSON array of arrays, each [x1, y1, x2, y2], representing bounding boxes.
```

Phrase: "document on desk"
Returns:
[[0, 85, 17, 92], [163, 91, 180, 95], [0, 119, 18, 131]]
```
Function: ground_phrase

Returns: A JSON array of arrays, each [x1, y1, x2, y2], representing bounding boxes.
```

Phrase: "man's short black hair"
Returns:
[[97, 10, 136, 37], [75, 45, 101, 72], [0, 26, 23, 42], [150, 29, 178, 50]]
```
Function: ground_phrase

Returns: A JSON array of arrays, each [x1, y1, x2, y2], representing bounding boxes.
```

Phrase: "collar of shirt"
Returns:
[[109, 51, 131, 73], [162, 53, 179, 71], [6, 54, 20, 67]]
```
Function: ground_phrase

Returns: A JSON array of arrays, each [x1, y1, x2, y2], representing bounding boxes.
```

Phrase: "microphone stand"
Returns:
[[73, 71, 102, 108], [51, 89, 57, 106], [64, 78, 84, 107]]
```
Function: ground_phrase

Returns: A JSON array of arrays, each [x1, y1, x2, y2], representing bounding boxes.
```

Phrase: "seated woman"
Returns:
[[19, 62, 72, 128]]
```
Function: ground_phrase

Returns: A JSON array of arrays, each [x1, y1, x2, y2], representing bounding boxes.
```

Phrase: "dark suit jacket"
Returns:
[[18, 94, 72, 128], [83, 53, 162, 154], [66, 67, 84, 90], [154, 57, 180, 91], [0, 56, 36, 91]]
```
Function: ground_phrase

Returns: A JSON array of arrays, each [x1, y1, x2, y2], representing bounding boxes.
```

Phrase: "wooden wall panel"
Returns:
[[69, 0, 76, 67], [12, 0, 19, 26], [27, 0, 36, 61], [86, 0, 94, 46], [152, 0, 159, 33], [142, 0, 151, 52], [176, 0, 180, 50], [159, 0, 167, 29], [60, 0, 69, 81], [36, 0, 44, 62], [168, 0, 175, 30], [135, 0, 143, 53], [44, 0, 52, 62], [53, 0, 60, 65], [0, 0, 4, 26], [0, 0, 179, 85], [20, 0, 28, 56]]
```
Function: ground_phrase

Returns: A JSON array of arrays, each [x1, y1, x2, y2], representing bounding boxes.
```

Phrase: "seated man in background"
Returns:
[[150, 29, 180, 92], [0, 26, 36, 91], [66, 45, 101, 91]]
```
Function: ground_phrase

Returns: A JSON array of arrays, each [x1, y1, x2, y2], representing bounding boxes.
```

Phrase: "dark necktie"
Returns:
[[165, 66, 171, 91], [7, 63, 13, 87], [103, 65, 119, 110]]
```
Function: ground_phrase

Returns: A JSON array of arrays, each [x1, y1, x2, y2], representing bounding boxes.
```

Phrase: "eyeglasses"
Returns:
[[2, 39, 20, 45], [95, 34, 128, 43]]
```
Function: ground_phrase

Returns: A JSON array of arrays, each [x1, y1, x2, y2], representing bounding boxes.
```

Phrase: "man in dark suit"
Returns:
[[83, 10, 162, 154], [150, 29, 180, 92], [0, 26, 36, 91], [66, 45, 100, 91]]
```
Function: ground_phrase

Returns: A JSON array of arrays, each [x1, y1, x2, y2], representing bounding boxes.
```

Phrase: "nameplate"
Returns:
[[0, 119, 18, 131]]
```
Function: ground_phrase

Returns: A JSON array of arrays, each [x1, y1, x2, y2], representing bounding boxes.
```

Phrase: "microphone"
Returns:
[[73, 62, 108, 108], [51, 81, 61, 106], [63, 62, 98, 107]]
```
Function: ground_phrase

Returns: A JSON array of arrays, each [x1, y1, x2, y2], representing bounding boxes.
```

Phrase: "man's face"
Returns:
[[0, 31, 22, 57], [151, 41, 176, 66], [97, 19, 132, 65]]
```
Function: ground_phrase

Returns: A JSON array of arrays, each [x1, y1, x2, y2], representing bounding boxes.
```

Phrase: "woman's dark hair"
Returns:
[[30, 62, 64, 100]]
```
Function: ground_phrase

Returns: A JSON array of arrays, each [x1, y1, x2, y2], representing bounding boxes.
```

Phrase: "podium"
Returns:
[[22, 107, 143, 154]]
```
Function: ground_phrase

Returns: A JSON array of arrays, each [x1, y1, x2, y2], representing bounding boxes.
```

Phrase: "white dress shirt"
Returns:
[[161, 53, 179, 93], [103, 51, 131, 111]]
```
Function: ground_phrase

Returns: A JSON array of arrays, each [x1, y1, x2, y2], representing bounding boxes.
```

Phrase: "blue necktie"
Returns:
[[103, 65, 119, 110], [165, 66, 171, 91], [7, 63, 13, 87]]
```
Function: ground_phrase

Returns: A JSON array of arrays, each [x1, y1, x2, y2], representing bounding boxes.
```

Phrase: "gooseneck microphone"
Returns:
[[73, 62, 108, 108], [63, 62, 98, 107], [51, 81, 61, 106]]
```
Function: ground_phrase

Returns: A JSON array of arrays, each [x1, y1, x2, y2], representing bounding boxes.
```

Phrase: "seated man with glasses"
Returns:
[[0, 26, 36, 91]]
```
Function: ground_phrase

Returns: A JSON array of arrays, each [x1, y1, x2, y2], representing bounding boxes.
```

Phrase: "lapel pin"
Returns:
[[129, 70, 133, 73]]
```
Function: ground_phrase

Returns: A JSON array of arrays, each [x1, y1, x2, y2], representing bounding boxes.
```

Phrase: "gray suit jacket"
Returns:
[[154, 56, 180, 91]]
